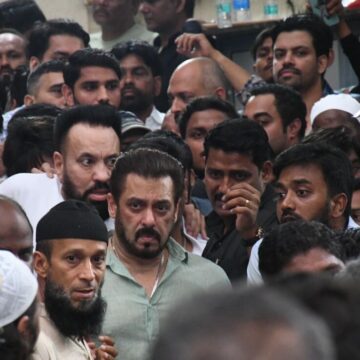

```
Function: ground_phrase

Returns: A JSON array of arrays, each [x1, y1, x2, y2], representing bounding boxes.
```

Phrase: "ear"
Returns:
[[261, 160, 274, 185], [24, 94, 35, 106], [62, 84, 75, 107], [107, 193, 118, 219], [33, 251, 50, 279], [53, 151, 64, 181], [286, 118, 302, 141], [214, 87, 227, 101], [29, 56, 40, 71], [153, 76, 162, 97], [329, 193, 348, 220], [175, 0, 186, 13], [17, 315, 30, 337], [174, 199, 181, 224], [317, 54, 329, 76]]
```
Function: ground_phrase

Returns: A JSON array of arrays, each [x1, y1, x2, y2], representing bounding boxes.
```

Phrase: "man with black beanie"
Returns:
[[32, 200, 117, 360]]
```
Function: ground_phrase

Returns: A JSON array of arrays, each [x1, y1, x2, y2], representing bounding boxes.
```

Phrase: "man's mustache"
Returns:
[[135, 227, 161, 242]]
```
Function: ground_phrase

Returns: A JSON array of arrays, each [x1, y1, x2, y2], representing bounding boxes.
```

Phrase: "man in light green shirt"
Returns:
[[104, 148, 230, 360]]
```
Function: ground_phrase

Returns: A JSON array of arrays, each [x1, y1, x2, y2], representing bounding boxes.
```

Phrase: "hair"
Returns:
[[0, 0, 45, 34], [111, 40, 162, 77], [251, 26, 275, 60], [273, 274, 360, 360], [3, 115, 55, 176], [27, 18, 89, 60], [259, 220, 343, 278], [0, 296, 38, 360], [184, 0, 195, 17], [248, 84, 307, 139], [303, 126, 360, 161], [178, 96, 238, 139], [273, 143, 354, 220], [54, 105, 122, 152], [27, 60, 65, 95], [151, 285, 335, 360], [204, 117, 271, 170], [334, 228, 360, 261], [272, 14, 333, 57], [63, 48, 121, 89], [110, 148, 184, 204], [9, 65, 28, 108], [138, 130, 193, 171], [10, 103, 63, 122]]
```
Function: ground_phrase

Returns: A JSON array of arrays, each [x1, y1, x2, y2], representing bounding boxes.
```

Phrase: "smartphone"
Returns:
[[309, 0, 339, 26]]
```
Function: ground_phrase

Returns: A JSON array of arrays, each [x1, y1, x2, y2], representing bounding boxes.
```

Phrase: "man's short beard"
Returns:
[[114, 210, 170, 259], [44, 280, 107, 339], [62, 171, 110, 220], [120, 87, 153, 114]]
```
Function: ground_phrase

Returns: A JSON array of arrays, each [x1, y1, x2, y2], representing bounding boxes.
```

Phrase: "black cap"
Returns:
[[36, 200, 108, 243]]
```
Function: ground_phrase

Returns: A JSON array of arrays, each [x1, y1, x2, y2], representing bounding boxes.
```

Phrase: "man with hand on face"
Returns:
[[202, 118, 276, 281], [0, 105, 122, 241], [103, 148, 230, 360], [32, 200, 117, 360]]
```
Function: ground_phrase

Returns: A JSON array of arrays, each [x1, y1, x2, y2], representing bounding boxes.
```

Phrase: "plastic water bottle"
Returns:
[[233, 0, 250, 22], [216, 0, 232, 28], [264, 0, 279, 18]]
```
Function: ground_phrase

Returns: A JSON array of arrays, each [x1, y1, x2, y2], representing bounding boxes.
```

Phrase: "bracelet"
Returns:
[[242, 227, 264, 247]]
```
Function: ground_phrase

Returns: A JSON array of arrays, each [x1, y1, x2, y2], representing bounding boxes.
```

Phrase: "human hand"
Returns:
[[183, 202, 207, 239], [221, 183, 261, 236], [91, 335, 118, 360], [175, 33, 215, 58]]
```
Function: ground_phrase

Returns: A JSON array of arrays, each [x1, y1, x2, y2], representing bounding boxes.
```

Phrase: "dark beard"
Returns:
[[120, 87, 153, 114], [114, 209, 169, 259], [44, 280, 107, 339], [62, 172, 110, 220]]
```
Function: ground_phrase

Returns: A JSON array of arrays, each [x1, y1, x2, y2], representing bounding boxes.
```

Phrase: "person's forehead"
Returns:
[[77, 66, 119, 82], [206, 148, 256, 169], [121, 173, 175, 199], [246, 93, 277, 111], [66, 122, 119, 146], [120, 53, 148, 68], [275, 30, 314, 49], [256, 36, 273, 52], [0, 33, 26, 49], [48, 34, 84, 50], [50, 238, 107, 255], [278, 163, 326, 185], [38, 71, 64, 88], [188, 109, 229, 127]]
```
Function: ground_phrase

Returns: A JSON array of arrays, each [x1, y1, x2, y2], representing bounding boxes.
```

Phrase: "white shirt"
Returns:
[[0, 173, 115, 246], [247, 217, 360, 285], [144, 106, 165, 131], [90, 23, 156, 51]]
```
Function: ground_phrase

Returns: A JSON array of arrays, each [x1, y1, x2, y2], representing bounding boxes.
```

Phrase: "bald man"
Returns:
[[168, 57, 229, 118]]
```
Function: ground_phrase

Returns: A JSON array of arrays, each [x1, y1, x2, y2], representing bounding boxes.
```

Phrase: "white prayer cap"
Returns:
[[310, 94, 360, 124], [0, 250, 38, 327]]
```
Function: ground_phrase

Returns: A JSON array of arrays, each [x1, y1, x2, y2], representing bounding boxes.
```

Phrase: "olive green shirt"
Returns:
[[102, 238, 230, 360]]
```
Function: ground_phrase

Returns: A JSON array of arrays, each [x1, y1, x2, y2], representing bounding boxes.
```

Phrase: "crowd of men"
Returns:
[[1, 0, 360, 359]]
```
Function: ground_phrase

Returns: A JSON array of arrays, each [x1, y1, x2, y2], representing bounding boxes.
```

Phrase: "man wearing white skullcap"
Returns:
[[311, 94, 360, 131], [0, 250, 39, 360]]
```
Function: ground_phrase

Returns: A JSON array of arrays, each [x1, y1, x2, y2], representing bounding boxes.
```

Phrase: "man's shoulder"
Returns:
[[0, 173, 58, 191]]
